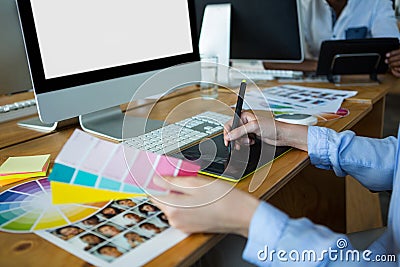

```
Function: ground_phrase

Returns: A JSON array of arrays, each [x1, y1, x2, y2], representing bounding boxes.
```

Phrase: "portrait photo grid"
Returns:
[[36, 196, 187, 267]]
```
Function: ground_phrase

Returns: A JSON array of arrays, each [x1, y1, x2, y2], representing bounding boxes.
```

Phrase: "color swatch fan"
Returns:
[[0, 178, 107, 233], [49, 129, 200, 204]]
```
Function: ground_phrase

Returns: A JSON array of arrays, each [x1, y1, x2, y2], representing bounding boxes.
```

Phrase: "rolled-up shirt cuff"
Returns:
[[308, 126, 331, 170]]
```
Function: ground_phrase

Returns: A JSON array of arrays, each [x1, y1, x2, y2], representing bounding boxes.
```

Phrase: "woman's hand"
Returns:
[[150, 175, 260, 237], [223, 111, 309, 151]]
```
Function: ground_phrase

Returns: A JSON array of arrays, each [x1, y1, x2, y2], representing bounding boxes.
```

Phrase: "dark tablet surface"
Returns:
[[171, 134, 291, 182], [316, 38, 399, 76]]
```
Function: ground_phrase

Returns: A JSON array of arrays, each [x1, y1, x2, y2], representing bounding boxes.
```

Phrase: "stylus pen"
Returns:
[[228, 80, 247, 154]]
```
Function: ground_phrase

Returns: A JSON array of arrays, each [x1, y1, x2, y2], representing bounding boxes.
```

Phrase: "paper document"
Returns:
[[241, 84, 357, 114]]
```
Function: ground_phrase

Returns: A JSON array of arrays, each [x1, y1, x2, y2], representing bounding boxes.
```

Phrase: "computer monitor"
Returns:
[[194, 0, 304, 63], [0, 0, 32, 95], [16, 0, 200, 140]]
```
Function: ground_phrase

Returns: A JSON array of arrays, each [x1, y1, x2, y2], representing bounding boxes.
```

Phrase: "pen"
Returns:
[[228, 80, 247, 154]]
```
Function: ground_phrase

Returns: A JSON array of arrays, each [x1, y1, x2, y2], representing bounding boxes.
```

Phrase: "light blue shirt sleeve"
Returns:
[[242, 126, 399, 266], [242, 202, 353, 266], [308, 126, 397, 191]]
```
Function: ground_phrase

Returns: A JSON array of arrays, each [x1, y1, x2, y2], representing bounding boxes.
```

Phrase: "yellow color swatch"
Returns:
[[51, 181, 143, 204], [33, 207, 69, 230]]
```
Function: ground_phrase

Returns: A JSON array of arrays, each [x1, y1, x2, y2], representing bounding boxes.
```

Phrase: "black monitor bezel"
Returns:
[[16, 0, 200, 94]]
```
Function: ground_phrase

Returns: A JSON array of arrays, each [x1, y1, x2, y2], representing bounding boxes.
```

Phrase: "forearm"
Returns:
[[308, 126, 396, 191], [276, 121, 308, 151]]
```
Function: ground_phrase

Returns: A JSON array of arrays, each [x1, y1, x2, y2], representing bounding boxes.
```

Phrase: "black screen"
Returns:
[[194, 0, 303, 61]]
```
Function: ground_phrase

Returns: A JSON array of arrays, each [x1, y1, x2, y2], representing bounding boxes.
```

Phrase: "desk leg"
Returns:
[[268, 165, 382, 234], [268, 165, 346, 233], [345, 97, 385, 233], [351, 97, 385, 138], [346, 176, 382, 233]]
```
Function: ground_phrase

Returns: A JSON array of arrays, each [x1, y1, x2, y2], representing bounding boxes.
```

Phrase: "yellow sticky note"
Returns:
[[0, 155, 51, 185], [0, 154, 50, 174], [50, 181, 144, 204], [0, 177, 26, 187]]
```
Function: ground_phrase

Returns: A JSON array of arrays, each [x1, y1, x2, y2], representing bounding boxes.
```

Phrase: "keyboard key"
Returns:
[[123, 111, 231, 154]]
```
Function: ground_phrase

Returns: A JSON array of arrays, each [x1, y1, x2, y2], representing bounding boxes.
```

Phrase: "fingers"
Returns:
[[153, 175, 211, 194], [385, 49, 400, 66], [224, 111, 256, 146], [225, 120, 260, 142], [391, 67, 400, 78], [386, 48, 400, 58], [223, 119, 233, 146]]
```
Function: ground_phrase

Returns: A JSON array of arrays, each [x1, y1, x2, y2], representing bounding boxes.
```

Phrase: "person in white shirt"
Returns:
[[301, 0, 400, 77]]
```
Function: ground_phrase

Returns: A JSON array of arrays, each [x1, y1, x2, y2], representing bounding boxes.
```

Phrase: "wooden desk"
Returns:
[[0, 78, 392, 267]]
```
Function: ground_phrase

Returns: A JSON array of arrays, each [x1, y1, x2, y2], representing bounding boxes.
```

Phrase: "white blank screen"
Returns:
[[30, 0, 194, 79]]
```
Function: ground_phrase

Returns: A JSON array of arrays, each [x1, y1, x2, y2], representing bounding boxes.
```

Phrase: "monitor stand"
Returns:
[[18, 106, 164, 141], [18, 117, 59, 132], [230, 60, 265, 71], [80, 106, 164, 141], [199, 3, 231, 84], [330, 74, 380, 87]]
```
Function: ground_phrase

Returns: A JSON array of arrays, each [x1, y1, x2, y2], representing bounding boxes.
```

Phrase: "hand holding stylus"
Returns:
[[224, 111, 309, 151]]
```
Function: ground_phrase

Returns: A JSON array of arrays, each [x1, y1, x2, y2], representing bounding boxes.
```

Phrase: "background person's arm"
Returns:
[[371, 0, 400, 77]]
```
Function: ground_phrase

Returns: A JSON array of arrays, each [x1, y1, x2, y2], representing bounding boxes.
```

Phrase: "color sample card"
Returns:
[[0, 154, 50, 186], [50, 181, 142, 204], [0, 178, 108, 233], [48, 129, 200, 203], [36, 197, 187, 267]]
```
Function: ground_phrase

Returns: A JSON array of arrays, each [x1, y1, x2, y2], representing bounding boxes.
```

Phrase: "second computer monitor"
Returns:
[[0, 0, 32, 95], [195, 0, 304, 62]]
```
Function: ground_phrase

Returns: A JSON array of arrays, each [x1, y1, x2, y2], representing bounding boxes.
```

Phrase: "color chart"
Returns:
[[49, 129, 200, 200], [0, 178, 107, 233]]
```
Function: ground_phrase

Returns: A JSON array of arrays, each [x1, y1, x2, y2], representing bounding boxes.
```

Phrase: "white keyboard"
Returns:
[[231, 69, 304, 81], [0, 98, 37, 123], [123, 111, 231, 154]]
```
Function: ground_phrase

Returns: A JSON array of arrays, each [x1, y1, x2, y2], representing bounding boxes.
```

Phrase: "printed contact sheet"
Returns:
[[36, 196, 187, 267]]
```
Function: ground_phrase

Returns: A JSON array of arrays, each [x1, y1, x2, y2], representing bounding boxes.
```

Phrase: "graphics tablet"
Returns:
[[171, 134, 291, 182]]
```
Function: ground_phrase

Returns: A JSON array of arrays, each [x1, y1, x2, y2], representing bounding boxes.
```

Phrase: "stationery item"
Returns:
[[0, 154, 50, 186], [0, 178, 108, 232], [228, 80, 247, 153], [48, 129, 200, 204], [275, 113, 318, 126], [36, 197, 187, 267], [317, 107, 350, 122]]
